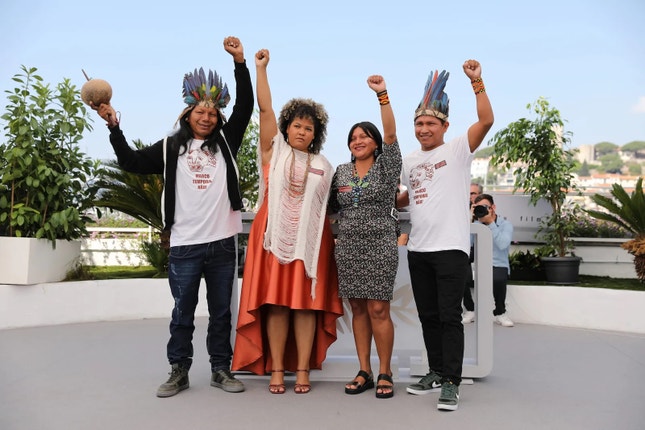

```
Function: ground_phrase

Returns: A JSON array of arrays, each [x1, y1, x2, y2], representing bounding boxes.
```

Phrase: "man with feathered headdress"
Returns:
[[398, 60, 494, 411], [94, 36, 253, 398]]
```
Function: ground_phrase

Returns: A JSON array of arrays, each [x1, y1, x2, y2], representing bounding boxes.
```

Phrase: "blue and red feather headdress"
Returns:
[[414, 69, 449, 121]]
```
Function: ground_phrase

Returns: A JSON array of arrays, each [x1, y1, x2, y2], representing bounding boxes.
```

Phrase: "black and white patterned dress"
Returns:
[[330, 141, 402, 300]]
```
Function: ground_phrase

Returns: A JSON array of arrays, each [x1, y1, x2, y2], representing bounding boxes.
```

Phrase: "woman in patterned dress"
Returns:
[[232, 49, 343, 394], [330, 75, 402, 398]]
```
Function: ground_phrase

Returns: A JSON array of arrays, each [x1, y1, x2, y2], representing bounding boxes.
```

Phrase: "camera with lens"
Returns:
[[473, 204, 489, 219]]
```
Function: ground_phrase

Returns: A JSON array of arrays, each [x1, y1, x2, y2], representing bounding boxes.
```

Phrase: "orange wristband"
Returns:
[[471, 78, 485, 94], [377, 90, 390, 105]]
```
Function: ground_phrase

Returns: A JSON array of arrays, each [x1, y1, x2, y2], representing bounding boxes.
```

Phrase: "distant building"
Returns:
[[576, 144, 595, 164], [575, 174, 639, 194], [471, 158, 489, 180]]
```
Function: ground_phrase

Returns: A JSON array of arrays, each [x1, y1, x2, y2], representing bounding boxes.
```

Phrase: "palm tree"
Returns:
[[92, 139, 166, 274], [92, 140, 164, 231], [586, 177, 645, 281]]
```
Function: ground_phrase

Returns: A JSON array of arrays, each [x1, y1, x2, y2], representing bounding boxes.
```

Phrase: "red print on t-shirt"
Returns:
[[188, 146, 217, 190], [409, 159, 447, 205]]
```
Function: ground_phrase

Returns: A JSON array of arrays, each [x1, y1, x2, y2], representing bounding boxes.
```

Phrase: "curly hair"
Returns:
[[278, 98, 328, 154]]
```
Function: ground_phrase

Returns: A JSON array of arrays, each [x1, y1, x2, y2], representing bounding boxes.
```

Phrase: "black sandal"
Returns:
[[345, 370, 374, 395], [375, 373, 394, 399]]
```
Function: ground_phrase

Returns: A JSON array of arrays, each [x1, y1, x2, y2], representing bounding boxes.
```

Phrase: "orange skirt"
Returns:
[[232, 200, 343, 375]]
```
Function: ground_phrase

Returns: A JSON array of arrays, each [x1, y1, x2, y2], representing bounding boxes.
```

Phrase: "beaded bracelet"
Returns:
[[377, 90, 390, 105], [471, 78, 485, 94]]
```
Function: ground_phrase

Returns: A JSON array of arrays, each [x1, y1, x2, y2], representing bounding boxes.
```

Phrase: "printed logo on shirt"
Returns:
[[188, 146, 218, 190], [408, 159, 447, 205]]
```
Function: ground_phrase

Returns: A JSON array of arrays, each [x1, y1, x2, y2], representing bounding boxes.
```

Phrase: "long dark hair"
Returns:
[[347, 121, 383, 162], [172, 106, 224, 155]]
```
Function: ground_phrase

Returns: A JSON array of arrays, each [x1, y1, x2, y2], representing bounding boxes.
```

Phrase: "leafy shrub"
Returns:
[[0, 66, 99, 244], [570, 215, 632, 238], [509, 249, 543, 271], [140, 240, 168, 277]]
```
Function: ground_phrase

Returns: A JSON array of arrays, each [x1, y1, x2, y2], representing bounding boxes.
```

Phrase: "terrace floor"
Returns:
[[1, 317, 644, 430]]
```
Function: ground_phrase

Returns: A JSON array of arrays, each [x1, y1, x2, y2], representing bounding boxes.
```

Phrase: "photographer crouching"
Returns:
[[471, 194, 515, 327]]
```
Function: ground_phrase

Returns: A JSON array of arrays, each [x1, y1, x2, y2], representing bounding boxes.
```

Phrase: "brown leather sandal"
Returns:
[[268, 369, 285, 394], [294, 369, 311, 394]]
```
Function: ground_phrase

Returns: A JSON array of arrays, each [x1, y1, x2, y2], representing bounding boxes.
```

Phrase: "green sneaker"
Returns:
[[156, 363, 189, 398], [437, 381, 459, 411], [406, 370, 442, 395], [211, 369, 245, 393]]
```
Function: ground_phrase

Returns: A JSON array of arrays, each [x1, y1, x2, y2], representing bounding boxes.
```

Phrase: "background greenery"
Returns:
[[0, 66, 100, 244]]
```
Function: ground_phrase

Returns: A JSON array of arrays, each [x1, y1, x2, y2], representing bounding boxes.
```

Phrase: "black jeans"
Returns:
[[492, 266, 509, 316], [167, 236, 237, 371], [408, 249, 468, 385], [463, 266, 509, 315], [463, 264, 475, 312]]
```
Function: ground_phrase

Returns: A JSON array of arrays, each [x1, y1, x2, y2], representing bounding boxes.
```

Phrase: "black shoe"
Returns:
[[345, 370, 374, 394], [156, 363, 189, 398], [375, 373, 394, 399]]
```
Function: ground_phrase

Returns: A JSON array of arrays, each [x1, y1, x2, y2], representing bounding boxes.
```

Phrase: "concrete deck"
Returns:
[[1, 317, 644, 430]]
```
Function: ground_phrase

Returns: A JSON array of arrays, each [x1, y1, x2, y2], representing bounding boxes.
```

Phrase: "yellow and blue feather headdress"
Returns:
[[414, 69, 449, 120], [182, 67, 230, 109]]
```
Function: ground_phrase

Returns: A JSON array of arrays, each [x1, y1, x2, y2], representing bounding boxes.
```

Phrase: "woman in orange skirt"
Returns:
[[232, 48, 343, 394]]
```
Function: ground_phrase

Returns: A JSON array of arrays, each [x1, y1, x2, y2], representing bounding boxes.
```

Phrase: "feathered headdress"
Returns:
[[414, 69, 450, 120], [182, 67, 230, 109]]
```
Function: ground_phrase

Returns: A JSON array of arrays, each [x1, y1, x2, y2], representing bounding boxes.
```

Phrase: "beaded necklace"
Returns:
[[284, 148, 312, 200], [348, 163, 371, 207]]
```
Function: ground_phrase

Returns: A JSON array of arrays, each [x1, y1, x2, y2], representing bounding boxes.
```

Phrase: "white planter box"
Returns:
[[572, 238, 636, 278], [0, 237, 81, 285], [511, 238, 637, 279], [507, 284, 645, 333], [0, 278, 193, 328]]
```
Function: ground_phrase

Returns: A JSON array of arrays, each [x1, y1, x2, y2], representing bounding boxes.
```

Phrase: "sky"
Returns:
[[1, 0, 644, 170]]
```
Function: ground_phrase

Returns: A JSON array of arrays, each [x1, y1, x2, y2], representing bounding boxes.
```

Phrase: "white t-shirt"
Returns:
[[401, 134, 474, 254], [171, 139, 242, 246]]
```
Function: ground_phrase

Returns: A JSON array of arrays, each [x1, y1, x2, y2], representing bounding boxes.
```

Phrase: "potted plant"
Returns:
[[585, 177, 645, 282], [509, 249, 545, 282], [489, 97, 581, 284], [0, 66, 99, 284]]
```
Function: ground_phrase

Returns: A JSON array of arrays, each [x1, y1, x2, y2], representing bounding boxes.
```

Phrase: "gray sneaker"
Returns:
[[156, 363, 189, 398], [406, 370, 442, 395], [211, 369, 245, 393], [437, 381, 459, 411]]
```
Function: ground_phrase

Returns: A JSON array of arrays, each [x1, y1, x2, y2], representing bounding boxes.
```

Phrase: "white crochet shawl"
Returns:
[[258, 133, 332, 297]]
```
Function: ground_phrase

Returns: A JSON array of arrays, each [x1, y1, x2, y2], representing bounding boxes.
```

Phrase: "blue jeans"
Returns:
[[167, 236, 236, 371], [408, 249, 468, 385]]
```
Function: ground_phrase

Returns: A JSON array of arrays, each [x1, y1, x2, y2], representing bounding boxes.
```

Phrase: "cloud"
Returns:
[[633, 96, 645, 113]]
